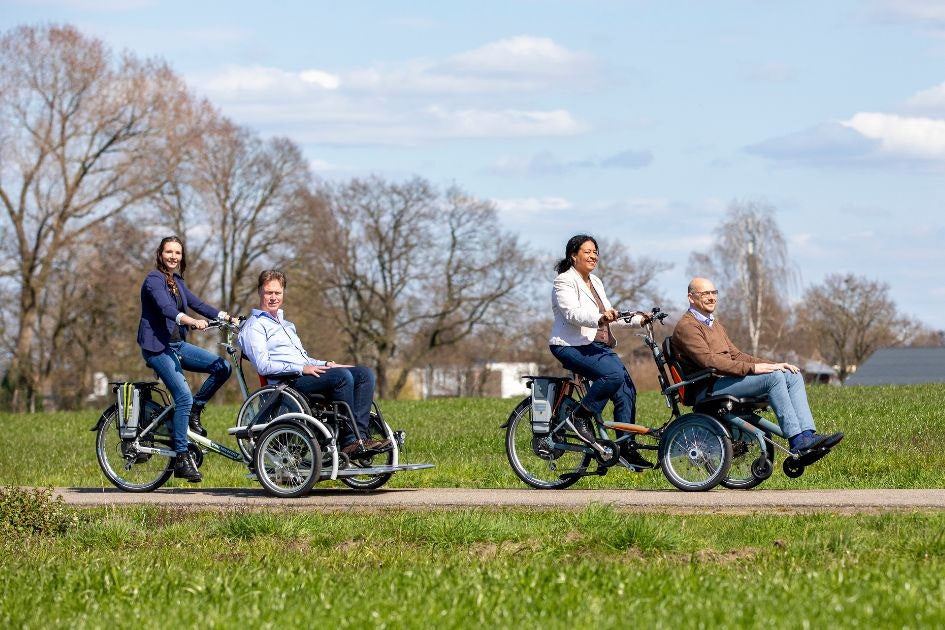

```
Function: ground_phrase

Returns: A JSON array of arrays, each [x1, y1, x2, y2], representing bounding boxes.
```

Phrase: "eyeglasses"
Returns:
[[689, 290, 719, 298]]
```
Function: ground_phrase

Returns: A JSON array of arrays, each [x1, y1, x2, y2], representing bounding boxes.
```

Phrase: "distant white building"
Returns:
[[411, 362, 540, 398], [484, 362, 539, 398]]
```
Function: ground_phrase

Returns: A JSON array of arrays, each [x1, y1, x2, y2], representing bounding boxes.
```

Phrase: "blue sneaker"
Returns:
[[789, 433, 829, 454]]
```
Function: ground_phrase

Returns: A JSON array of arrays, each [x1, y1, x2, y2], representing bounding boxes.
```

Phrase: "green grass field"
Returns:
[[1, 384, 944, 489], [2, 384, 944, 628]]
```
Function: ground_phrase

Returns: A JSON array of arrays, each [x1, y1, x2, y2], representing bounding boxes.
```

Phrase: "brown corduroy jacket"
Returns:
[[671, 310, 765, 378]]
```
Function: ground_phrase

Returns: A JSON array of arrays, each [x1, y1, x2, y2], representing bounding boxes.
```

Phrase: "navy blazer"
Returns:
[[137, 270, 220, 353]]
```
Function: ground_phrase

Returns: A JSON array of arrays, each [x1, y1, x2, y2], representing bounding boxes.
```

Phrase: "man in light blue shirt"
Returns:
[[239, 269, 390, 456]]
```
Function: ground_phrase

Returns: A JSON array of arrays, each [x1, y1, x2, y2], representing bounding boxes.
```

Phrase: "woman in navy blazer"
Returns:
[[549, 234, 653, 469], [138, 236, 233, 482]]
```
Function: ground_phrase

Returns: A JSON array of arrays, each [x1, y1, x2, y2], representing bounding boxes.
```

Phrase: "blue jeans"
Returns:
[[550, 342, 637, 423], [143, 341, 232, 453], [705, 370, 815, 439], [290, 366, 375, 447]]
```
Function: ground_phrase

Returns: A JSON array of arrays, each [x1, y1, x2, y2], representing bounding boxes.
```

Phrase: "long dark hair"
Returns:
[[155, 235, 186, 295], [554, 234, 598, 274]]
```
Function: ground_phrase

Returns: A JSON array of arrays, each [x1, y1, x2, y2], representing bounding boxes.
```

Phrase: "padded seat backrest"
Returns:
[[662, 336, 694, 406], [239, 351, 268, 387]]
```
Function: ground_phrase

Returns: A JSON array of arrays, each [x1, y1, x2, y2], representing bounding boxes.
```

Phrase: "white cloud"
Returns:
[[448, 35, 593, 76], [17, 0, 154, 9], [188, 35, 596, 145], [492, 196, 574, 214], [200, 64, 339, 97], [843, 112, 945, 159], [907, 82, 945, 113], [426, 106, 586, 138], [871, 0, 945, 24], [299, 70, 340, 90]]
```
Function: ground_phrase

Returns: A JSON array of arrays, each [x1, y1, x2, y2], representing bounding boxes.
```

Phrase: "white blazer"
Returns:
[[549, 267, 638, 346]]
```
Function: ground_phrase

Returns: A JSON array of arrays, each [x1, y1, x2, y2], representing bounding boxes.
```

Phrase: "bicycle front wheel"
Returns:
[[659, 413, 732, 492], [505, 396, 592, 490], [95, 403, 174, 492], [255, 421, 321, 498]]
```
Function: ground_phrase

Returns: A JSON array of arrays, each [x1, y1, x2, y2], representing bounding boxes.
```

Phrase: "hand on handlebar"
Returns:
[[598, 308, 620, 325], [184, 316, 208, 330]]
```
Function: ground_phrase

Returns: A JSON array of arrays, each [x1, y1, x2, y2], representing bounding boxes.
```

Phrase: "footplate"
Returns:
[[323, 463, 434, 479]]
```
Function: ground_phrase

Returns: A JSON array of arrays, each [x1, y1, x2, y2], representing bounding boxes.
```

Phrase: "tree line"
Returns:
[[1, 25, 940, 412]]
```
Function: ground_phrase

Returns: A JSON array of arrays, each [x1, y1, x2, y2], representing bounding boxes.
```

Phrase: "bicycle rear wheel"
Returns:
[[341, 412, 394, 490], [505, 396, 592, 490], [95, 403, 174, 492], [721, 424, 774, 490], [659, 413, 732, 492]]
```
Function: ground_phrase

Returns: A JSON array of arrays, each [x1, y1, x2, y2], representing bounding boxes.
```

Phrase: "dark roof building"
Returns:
[[844, 347, 945, 386]]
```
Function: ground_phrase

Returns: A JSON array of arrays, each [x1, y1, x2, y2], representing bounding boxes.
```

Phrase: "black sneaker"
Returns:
[[188, 404, 208, 437], [564, 410, 598, 445], [621, 445, 654, 469], [173, 452, 202, 482]]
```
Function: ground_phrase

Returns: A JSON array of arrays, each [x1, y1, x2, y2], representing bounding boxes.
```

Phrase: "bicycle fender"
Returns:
[[263, 417, 318, 440], [90, 403, 118, 431], [659, 412, 730, 458]]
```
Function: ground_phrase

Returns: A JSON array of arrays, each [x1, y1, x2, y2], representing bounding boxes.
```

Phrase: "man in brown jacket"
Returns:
[[672, 277, 843, 454]]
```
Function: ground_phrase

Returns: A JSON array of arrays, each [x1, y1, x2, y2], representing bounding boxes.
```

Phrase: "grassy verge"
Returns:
[[1, 384, 944, 490], [2, 503, 944, 628]]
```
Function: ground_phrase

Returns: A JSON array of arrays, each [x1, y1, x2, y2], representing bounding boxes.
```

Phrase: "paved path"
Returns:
[[53, 487, 945, 513]]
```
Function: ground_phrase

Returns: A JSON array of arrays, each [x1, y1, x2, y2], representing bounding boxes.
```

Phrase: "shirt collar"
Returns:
[[250, 308, 284, 322], [688, 307, 714, 326]]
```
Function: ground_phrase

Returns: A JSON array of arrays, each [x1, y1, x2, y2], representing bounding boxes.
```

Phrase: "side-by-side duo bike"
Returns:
[[503, 308, 837, 492], [92, 319, 432, 497]]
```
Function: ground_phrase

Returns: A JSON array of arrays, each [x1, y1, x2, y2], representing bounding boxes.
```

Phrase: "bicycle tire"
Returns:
[[659, 413, 732, 492], [505, 396, 592, 490], [721, 424, 774, 490], [95, 402, 174, 492], [255, 421, 321, 498], [340, 412, 394, 490]]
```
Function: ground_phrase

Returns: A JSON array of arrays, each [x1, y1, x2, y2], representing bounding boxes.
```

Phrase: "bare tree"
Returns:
[[798, 273, 918, 382], [0, 25, 199, 410], [158, 117, 311, 314], [688, 200, 796, 355], [594, 236, 674, 311], [304, 176, 532, 398]]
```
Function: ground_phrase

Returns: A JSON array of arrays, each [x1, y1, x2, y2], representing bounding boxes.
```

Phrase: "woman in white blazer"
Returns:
[[549, 234, 652, 468]]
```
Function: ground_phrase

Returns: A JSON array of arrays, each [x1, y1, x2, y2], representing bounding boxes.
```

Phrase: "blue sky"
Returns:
[[4, 0, 945, 330]]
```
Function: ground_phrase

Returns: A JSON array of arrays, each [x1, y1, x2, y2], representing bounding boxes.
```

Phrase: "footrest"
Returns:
[[325, 463, 434, 479], [559, 467, 608, 482], [227, 427, 250, 439], [794, 447, 830, 467]]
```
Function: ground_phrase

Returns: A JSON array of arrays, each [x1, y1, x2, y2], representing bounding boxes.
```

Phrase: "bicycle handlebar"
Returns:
[[194, 316, 245, 331], [617, 307, 668, 325]]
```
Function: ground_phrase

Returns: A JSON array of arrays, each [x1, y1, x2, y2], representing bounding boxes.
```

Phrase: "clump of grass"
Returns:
[[0, 486, 78, 536], [568, 503, 682, 552], [212, 508, 312, 539]]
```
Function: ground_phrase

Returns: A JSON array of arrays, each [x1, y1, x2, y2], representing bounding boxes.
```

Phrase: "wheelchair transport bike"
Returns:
[[504, 308, 834, 491], [92, 319, 432, 497]]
